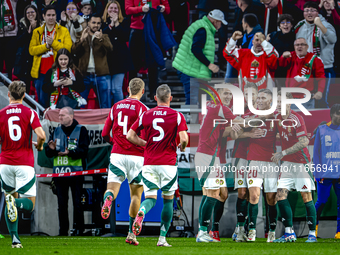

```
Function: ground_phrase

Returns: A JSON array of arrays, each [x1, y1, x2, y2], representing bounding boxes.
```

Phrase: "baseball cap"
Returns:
[[208, 9, 228, 25]]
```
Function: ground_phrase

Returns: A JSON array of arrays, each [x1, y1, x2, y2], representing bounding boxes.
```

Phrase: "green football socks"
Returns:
[[160, 199, 173, 237], [139, 198, 157, 215], [248, 203, 258, 230], [211, 200, 224, 231], [199, 197, 217, 232], [278, 199, 293, 228]]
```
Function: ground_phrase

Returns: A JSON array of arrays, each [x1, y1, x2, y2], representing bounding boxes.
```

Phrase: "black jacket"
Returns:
[[233, 0, 265, 32], [269, 30, 295, 56], [265, 2, 303, 34], [45, 119, 90, 169], [102, 18, 134, 75]]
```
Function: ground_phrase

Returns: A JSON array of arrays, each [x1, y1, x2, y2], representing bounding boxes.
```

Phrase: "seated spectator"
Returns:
[[260, 0, 303, 35], [295, 1, 337, 107], [241, 13, 264, 49], [43, 48, 85, 109], [278, 37, 325, 109], [29, 6, 72, 108], [36, 0, 68, 21], [60, 2, 87, 43], [14, 5, 42, 94], [73, 13, 113, 109], [102, 1, 134, 104], [223, 31, 278, 90], [125, 0, 170, 101], [267, 14, 295, 88]]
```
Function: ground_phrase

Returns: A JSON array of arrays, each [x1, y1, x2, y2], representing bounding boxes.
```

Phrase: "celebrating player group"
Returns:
[[0, 79, 319, 248]]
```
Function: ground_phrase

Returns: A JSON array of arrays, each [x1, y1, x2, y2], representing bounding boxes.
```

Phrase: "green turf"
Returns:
[[1, 236, 340, 254]]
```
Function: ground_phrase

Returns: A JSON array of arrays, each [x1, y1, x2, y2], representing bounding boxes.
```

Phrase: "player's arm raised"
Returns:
[[127, 129, 146, 147], [178, 131, 188, 152], [33, 127, 46, 151], [271, 136, 309, 164]]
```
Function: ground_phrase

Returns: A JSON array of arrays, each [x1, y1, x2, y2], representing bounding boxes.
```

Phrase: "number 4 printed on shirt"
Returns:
[[118, 111, 128, 135]]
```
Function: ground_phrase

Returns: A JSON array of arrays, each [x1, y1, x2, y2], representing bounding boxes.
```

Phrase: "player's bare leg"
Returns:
[[266, 192, 277, 242], [274, 188, 297, 243], [300, 191, 317, 242], [197, 189, 219, 242], [5, 193, 35, 248], [101, 182, 121, 219], [247, 187, 261, 241], [235, 188, 248, 242], [209, 187, 228, 242], [126, 184, 143, 246]]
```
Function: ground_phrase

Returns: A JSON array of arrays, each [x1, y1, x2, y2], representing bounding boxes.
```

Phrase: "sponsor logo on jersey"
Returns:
[[302, 185, 308, 190], [325, 135, 332, 146]]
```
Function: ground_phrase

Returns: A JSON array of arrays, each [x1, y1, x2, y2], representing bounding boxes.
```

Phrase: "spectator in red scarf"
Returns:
[[278, 37, 325, 109]]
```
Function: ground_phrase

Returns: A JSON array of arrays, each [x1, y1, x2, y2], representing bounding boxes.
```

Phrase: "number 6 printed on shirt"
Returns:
[[8, 116, 22, 141]]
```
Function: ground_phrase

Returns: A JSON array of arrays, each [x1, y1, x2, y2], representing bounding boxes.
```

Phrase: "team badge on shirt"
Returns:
[[238, 180, 243, 185], [249, 180, 253, 185], [220, 180, 224, 185]]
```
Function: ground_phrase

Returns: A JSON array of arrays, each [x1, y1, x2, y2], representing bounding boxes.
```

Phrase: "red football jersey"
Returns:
[[247, 117, 278, 162], [276, 110, 311, 164], [131, 105, 188, 166], [197, 101, 236, 156], [102, 98, 148, 157], [0, 103, 41, 167], [232, 107, 253, 160]]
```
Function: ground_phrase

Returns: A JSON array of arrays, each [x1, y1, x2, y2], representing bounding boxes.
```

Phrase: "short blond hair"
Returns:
[[129, 78, 145, 95], [156, 84, 171, 103], [9, 81, 26, 100]]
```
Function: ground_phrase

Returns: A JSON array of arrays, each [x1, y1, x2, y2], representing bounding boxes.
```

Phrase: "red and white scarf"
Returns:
[[294, 53, 317, 82], [0, 0, 15, 32]]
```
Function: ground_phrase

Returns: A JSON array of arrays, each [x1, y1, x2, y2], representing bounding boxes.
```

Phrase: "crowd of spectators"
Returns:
[[0, 0, 339, 109]]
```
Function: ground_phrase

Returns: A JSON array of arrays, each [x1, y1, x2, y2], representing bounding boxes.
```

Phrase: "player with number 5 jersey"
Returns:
[[101, 78, 148, 246], [0, 81, 45, 248], [127, 84, 188, 247]]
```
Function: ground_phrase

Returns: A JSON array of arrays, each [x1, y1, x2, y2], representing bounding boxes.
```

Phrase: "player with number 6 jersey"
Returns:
[[101, 78, 148, 246], [0, 81, 45, 248], [127, 84, 188, 247]]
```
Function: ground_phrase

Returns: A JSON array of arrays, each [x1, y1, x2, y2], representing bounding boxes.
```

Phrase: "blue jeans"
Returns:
[[225, 62, 238, 82], [81, 74, 110, 109], [35, 73, 49, 108], [177, 71, 200, 105], [109, 73, 125, 104], [321, 67, 336, 108], [315, 178, 340, 232], [290, 97, 315, 110]]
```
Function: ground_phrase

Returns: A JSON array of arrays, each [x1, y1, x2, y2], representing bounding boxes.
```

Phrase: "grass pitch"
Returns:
[[1, 236, 340, 255]]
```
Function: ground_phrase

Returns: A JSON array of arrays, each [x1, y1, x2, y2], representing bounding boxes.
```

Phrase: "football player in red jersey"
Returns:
[[101, 78, 148, 245], [0, 81, 45, 248], [232, 89, 279, 242], [127, 84, 188, 247], [272, 91, 317, 243], [231, 82, 261, 242]]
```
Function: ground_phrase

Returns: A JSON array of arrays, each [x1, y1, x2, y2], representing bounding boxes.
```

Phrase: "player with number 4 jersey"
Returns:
[[127, 84, 188, 247], [0, 81, 45, 248], [101, 78, 148, 246]]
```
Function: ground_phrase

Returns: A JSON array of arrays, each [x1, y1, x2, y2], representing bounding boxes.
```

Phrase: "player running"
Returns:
[[101, 78, 148, 246], [0, 81, 45, 248], [232, 89, 279, 242], [272, 91, 317, 243], [231, 82, 261, 242], [127, 84, 188, 247]]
